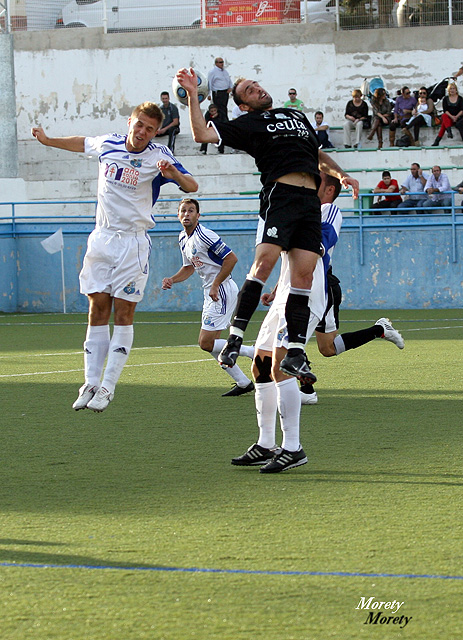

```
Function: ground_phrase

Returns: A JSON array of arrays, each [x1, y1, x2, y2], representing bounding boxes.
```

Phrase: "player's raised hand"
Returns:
[[31, 126, 48, 146], [176, 68, 198, 96]]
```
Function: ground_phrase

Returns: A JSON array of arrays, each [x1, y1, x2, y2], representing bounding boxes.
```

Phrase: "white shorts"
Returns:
[[201, 278, 238, 332], [79, 228, 151, 302], [255, 303, 321, 352]]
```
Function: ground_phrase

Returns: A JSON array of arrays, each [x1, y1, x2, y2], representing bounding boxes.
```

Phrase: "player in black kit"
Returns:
[[176, 69, 359, 379]]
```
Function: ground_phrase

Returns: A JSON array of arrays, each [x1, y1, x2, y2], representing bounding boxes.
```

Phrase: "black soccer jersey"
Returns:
[[211, 108, 320, 187]]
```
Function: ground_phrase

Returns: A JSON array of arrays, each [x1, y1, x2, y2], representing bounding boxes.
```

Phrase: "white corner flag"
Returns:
[[41, 228, 66, 313], [41, 228, 64, 254]]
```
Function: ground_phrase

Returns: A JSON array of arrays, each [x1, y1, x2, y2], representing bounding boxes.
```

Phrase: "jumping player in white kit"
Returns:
[[162, 198, 255, 396], [32, 102, 198, 412]]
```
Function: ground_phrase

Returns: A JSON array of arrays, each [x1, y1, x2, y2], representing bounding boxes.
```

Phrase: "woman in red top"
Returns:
[[371, 171, 402, 214]]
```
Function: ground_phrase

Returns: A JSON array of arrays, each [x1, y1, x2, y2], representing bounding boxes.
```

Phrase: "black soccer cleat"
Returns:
[[280, 351, 317, 383], [218, 335, 243, 369], [222, 381, 255, 397], [259, 447, 308, 474], [231, 443, 276, 466]]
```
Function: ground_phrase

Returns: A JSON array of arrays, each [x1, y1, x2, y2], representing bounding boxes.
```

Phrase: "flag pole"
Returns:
[[60, 246, 66, 314]]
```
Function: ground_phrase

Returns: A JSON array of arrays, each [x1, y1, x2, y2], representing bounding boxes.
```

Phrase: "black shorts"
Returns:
[[256, 182, 322, 254]]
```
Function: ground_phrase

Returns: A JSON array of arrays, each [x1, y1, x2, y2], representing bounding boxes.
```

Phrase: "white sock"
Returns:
[[333, 335, 346, 355], [255, 381, 277, 449], [84, 325, 110, 387], [276, 377, 301, 452], [239, 344, 255, 359], [211, 349, 251, 387], [100, 325, 134, 394], [211, 339, 227, 357]]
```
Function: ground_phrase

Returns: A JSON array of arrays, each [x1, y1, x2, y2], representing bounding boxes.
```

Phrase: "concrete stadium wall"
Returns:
[[11, 24, 463, 140], [1, 218, 462, 313], [3, 23, 463, 313]]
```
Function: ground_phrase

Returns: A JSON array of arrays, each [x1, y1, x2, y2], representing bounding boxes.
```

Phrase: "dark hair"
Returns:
[[411, 162, 421, 169], [160, 91, 169, 98], [232, 77, 246, 106], [322, 173, 342, 200], [401, 86, 410, 94], [178, 198, 200, 213], [131, 101, 163, 125], [315, 110, 324, 118], [382, 171, 391, 178]]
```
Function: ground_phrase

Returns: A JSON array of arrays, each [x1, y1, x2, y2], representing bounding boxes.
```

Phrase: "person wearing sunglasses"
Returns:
[[389, 86, 417, 146], [402, 87, 434, 146], [207, 57, 233, 121], [283, 88, 306, 112]]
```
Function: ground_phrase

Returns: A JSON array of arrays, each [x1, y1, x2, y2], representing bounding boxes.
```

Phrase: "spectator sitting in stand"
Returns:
[[371, 171, 402, 214], [283, 88, 306, 111], [421, 166, 452, 213], [312, 111, 334, 149], [432, 82, 463, 145], [155, 91, 180, 153], [396, 162, 429, 214], [199, 103, 226, 155], [454, 176, 463, 212], [403, 87, 434, 146], [343, 89, 369, 149], [367, 87, 392, 150], [389, 86, 417, 147]]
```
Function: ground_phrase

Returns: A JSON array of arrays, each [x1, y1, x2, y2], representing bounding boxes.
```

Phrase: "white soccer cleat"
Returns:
[[375, 317, 405, 350], [72, 383, 97, 411], [300, 391, 318, 405], [86, 386, 114, 413]]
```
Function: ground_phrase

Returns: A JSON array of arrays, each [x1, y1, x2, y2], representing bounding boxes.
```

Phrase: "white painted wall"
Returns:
[[13, 24, 463, 140]]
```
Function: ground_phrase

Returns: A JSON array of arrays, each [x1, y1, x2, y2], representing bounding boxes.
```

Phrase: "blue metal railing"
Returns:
[[1, 192, 462, 264]]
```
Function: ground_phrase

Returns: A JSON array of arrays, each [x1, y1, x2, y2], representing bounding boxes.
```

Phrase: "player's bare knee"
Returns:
[[319, 344, 336, 357], [253, 354, 272, 383], [198, 336, 213, 352]]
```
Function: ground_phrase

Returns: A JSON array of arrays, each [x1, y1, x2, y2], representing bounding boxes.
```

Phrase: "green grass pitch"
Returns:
[[0, 309, 462, 639]]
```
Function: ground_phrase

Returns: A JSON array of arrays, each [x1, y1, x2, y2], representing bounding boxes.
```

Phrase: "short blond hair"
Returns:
[[131, 101, 163, 125]]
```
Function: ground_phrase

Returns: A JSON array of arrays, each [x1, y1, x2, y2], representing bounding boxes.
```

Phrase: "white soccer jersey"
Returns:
[[179, 223, 233, 290], [84, 134, 191, 232]]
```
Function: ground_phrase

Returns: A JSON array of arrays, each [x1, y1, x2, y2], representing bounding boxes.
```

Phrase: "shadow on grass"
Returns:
[[0, 545, 171, 571]]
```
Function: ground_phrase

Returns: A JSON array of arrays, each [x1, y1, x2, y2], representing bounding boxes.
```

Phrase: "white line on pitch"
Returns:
[[0, 358, 212, 379]]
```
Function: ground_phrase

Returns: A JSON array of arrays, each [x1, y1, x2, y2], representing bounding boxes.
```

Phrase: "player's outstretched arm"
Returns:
[[176, 68, 219, 144], [162, 266, 195, 290], [318, 149, 359, 199], [31, 127, 85, 153]]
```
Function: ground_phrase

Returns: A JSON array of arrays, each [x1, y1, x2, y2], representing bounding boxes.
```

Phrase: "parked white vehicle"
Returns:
[[56, 0, 201, 30], [301, 0, 343, 23]]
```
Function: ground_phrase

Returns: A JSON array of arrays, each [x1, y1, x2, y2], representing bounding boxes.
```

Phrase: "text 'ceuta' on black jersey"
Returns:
[[210, 107, 321, 188]]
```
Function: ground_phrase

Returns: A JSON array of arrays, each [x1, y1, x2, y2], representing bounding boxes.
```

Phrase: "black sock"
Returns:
[[340, 325, 382, 351], [300, 383, 315, 394], [285, 293, 310, 346], [231, 279, 263, 333]]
